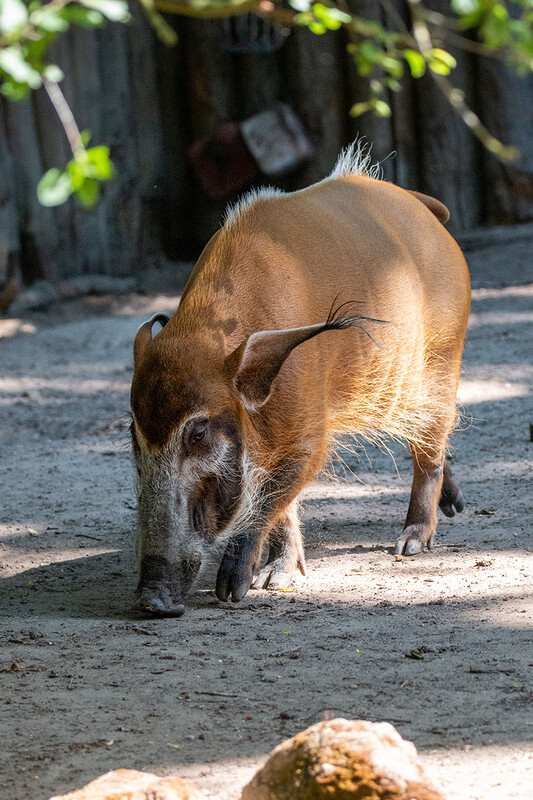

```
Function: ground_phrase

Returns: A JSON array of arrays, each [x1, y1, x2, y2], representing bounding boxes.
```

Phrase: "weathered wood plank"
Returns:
[[4, 96, 60, 283], [68, 26, 112, 277], [284, 27, 347, 187], [412, 0, 482, 233], [475, 59, 533, 225], [95, 22, 139, 275], [33, 37, 77, 277], [184, 18, 239, 245], [0, 102, 21, 310], [153, 16, 194, 255], [126, 6, 165, 260]]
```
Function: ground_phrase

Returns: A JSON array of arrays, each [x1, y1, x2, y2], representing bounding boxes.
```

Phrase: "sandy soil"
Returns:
[[0, 283, 532, 800]]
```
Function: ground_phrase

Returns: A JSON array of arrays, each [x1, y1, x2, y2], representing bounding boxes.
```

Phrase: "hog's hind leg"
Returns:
[[251, 500, 307, 590], [395, 445, 445, 556], [439, 459, 465, 517]]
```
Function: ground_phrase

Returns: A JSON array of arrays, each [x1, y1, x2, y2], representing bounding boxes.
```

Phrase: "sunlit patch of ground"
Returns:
[[0, 285, 532, 800]]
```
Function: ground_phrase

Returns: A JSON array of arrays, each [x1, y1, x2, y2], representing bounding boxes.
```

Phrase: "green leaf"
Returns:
[[0, 78, 29, 100], [86, 146, 115, 180], [350, 101, 371, 117], [428, 48, 457, 75], [381, 55, 403, 78], [37, 168, 73, 206], [359, 41, 382, 61], [67, 159, 87, 191], [384, 77, 402, 92], [308, 20, 326, 34], [482, 4, 510, 49], [75, 177, 100, 208], [403, 48, 426, 78], [30, 7, 69, 32], [312, 3, 350, 27], [80, 130, 92, 147], [373, 99, 392, 117], [0, 47, 42, 89], [430, 49, 457, 69], [60, 5, 104, 27], [79, 0, 131, 23], [0, 0, 28, 35]]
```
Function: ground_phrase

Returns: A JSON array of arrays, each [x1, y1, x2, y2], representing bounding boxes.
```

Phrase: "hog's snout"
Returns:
[[133, 585, 185, 617], [133, 554, 200, 617]]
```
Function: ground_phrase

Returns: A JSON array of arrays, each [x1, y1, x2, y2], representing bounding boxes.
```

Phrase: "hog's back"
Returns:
[[183, 175, 471, 445]]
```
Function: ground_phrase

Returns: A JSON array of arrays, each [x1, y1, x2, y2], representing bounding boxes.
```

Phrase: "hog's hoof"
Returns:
[[251, 559, 304, 590], [216, 537, 256, 603], [439, 486, 465, 518], [133, 586, 185, 617], [395, 526, 435, 556], [215, 571, 252, 604]]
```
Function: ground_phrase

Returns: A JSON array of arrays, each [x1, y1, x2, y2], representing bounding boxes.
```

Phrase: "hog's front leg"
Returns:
[[216, 529, 263, 602], [251, 500, 307, 590], [216, 450, 320, 602]]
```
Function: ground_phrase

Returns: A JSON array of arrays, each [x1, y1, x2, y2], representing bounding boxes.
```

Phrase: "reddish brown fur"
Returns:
[[130, 165, 470, 611]]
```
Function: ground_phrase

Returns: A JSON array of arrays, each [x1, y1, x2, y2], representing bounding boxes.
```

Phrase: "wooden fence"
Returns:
[[1, 0, 532, 288]]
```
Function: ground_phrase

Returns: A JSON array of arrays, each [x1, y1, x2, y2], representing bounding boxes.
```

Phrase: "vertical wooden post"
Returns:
[[476, 60, 533, 225], [68, 26, 112, 277], [412, 0, 482, 233], [184, 18, 239, 246], [33, 37, 77, 278], [0, 102, 21, 310], [126, 6, 166, 261], [96, 22, 139, 275], [153, 15, 194, 256], [343, 0, 396, 181], [284, 27, 347, 187], [4, 97, 60, 283]]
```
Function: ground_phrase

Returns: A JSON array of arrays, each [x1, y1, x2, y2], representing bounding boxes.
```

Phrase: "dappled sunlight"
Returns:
[[454, 458, 532, 482], [108, 729, 533, 800], [1, 545, 120, 566], [0, 319, 37, 338], [112, 295, 182, 317], [0, 375, 131, 402], [65, 437, 131, 455], [471, 284, 533, 302], [457, 379, 530, 404], [468, 310, 533, 328], [306, 549, 532, 610], [302, 482, 407, 501], [1, 284, 532, 800]]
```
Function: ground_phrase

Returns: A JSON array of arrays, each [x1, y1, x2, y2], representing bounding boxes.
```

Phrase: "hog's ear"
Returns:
[[228, 312, 384, 411], [133, 313, 171, 368]]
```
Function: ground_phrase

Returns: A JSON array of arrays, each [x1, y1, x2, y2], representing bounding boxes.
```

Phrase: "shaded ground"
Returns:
[[0, 282, 532, 800]]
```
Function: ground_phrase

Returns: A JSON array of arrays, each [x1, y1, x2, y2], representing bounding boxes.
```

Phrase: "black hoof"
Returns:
[[439, 484, 465, 518], [216, 533, 257, 603]]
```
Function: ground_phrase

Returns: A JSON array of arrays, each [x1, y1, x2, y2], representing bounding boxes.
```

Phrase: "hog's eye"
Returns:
[[191, 429, 205, 444], [184, 418, 209, 452]]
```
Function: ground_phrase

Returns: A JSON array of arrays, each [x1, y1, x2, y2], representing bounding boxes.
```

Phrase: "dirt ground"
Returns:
[[0, 279, 532, 800]]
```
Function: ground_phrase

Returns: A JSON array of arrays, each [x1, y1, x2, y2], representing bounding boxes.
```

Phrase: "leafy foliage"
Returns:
[[1, 0, 532, 207], [37, 136, 114, 207]]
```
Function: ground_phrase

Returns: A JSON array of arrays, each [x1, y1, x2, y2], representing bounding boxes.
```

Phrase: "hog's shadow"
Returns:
[[0, 518, 402, 620], [0, 550, 137, 620]]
